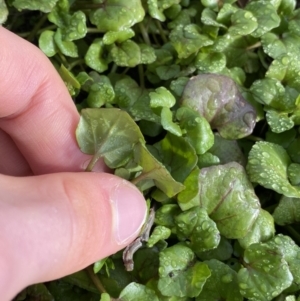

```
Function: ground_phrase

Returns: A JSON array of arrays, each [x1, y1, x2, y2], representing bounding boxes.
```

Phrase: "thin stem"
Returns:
[[246, 135, 264, 142], [109, 63, 118, 74], [155, 20, 168, 44], [246, 41, 262, 50], [69, 59, 85, 70], [87, 28, 104, 34], [18, 25, 56, 38], [27, 14, 48, 42], [58, 52, 70, 68], [86, 266, 107, 294], [131, 172, 150, 185], [138, 22, 151, 46], [85, 155, 99, 172]]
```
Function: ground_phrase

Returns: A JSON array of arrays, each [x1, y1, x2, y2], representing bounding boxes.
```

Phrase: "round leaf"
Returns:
[[119, 283, 159, 301], [76, 108, 145, 169], [246, 141, 300, 198], [89, 0, 145, 32], [158, 244, 211, 298], [238, 241, 293, 301], [228, 10, 258, 36], [181, 74, 256, 139]]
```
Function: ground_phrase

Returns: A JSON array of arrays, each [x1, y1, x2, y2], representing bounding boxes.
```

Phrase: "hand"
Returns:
[[0, 27, 147, 300]]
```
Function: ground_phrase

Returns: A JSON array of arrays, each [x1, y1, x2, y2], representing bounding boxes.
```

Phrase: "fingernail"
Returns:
[[111, 181, 147, 245]]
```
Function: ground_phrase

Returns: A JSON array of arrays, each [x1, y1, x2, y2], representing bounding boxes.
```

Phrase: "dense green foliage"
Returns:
[[3, 0, 300, 300]]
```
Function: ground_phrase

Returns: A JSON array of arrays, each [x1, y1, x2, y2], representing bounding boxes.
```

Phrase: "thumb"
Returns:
[[0, 172, 147, 301]]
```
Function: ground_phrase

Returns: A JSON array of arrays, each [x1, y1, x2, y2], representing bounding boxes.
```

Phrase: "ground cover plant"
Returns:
[[3, 0, 300, 300]]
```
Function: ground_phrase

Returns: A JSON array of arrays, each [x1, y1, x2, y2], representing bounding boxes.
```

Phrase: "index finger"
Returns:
[[0, 27, 96, 174]]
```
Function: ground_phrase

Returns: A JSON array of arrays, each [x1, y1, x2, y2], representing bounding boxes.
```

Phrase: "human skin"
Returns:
[[0, 27, 147, 300]]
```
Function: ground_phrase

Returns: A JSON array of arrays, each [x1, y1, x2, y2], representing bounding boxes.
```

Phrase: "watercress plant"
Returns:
[[4, 0, 300, 300]]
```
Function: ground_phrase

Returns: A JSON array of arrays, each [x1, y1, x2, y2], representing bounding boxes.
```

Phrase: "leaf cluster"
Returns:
[[4, 0, 300, 300]]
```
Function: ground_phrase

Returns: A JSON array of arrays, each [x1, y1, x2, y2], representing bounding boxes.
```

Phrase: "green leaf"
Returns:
[[158, 244, 211, 298], [288, 9, 300, 35], [54, 28, 78, 58], [58, 64, 80, 96], [147, 226, 171, 247], [103, 28, 135, 45], [161, 107, 182, 136], [133, 142, 185, 197], [287, 137, 300, 163], [39, 30, 57, 57], [273, 196, 300, 225], [208, 133, 246, 166], [113, 79, 160, 122], [155, 204, 182, 231], [213, 34, 259, 69], [152, 133, 198, 182], [0, 0, 8, 24], [147, 0, 179, 22], [238, 209, 275, 249], [181, 74, 256, 139], [89, 0, 145, 32], [76, 108, 145, 169], [109, 41, 156, 67], [86, 74, 115, 108], [217, 3, 237, 24], [278, 0, 296, 16], [250, 78, 296, 111], [93, 258, 108, 274], [228, 9, 258, 36], [130, 245, 161, 283], [150, 87, 176, 108], [119, 283, 159, 301], [197, 152, 220, 168], [201, 8, 227, 28], [179, 162, 261, 239], [196, 259, 243, 301], [175, 207, 220, 254], [261, 32, 287, 59], [266, 110, 294, 133], [195, 52, 226, 73], [265, 55, 289, 81], [238, 238, 294, 301], [246, 141, 300, 198], [170, 77, 189, 97], [176, 107, 214, 155], [200, 162, 261, 239], [110, 40, 140, 67], [201, 0, 219, 10], [156, 65, 181, 80], [100, 293, 110, 301], [12, 0, 58, 12], [169, 24, 213, 59], [177, 168, 202, 211], [197, 236, 233, 261], [266, 128, 297, 149], [288, 163, 300, 185], [84, 38, 108, 73], [246, 1, 280, 37]]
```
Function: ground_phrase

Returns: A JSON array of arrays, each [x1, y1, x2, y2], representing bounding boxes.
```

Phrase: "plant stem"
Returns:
[[246, 41, 262, 50], [86, 266, 107, 294], [27, 14, 48, 42], [155, 20, 168, 44], [85, 155, 99, 172], [139, 22, 151, 46], [246, 135, 264, 142], [69, 59, 85, 70]]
